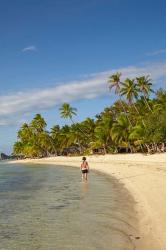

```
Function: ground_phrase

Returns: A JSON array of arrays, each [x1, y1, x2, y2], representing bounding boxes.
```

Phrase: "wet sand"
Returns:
[[10, 153, 166, 250]]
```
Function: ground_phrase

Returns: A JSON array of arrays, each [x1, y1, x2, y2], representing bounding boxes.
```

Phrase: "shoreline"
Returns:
[[9, 153, 166, 250]]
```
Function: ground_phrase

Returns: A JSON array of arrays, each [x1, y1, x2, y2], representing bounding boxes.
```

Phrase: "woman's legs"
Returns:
[[81, 173, 87, 181], [81, 172, 84, 181]]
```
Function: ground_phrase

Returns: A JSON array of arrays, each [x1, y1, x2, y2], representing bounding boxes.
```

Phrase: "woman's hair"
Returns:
[[82, 156, 86, 161]]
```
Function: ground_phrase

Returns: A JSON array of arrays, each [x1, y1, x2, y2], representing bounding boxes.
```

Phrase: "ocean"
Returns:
[[0, 162, 139, 250]]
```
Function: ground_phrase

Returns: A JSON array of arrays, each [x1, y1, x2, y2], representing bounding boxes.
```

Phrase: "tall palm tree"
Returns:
[[59, 103, 77, 123], [120, 78, 145, 127], [59, 103, 88, 137], [108, 73, 132, 126], [136, 76, 154, 111], [108, 72, 122, 94], [120, 78, 138, 104]]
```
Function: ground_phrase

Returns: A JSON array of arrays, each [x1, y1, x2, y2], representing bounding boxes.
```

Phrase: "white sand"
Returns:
[[10, 153, 166, 250]]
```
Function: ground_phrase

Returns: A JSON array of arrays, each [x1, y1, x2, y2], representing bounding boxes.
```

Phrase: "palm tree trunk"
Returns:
[[103, 144, 107, 154], [145, 143, 151, 154], [143, 95, 152, 112], [128, 142, 133, 153], [132, 103, 146, 127], [70, 118, 89, 138], [161, 142, 165, 152], [48, 136, 57, 156], [133, 103, 140, 115], [119, 97, 133, 126]]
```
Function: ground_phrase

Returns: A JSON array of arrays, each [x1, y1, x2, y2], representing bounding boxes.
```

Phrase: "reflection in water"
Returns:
[[81, 181, 89, 198], [0, 163, 139, 250]]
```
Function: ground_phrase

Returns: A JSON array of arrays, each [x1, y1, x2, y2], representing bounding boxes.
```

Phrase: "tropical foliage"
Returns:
[[13, 74, 166, 157]]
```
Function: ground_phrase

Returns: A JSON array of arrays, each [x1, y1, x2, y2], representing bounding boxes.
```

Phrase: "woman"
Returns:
[[80, 156, 89, 181]]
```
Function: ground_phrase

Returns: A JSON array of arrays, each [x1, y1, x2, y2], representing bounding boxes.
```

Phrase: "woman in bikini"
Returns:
[[81, 156, 89, 181]]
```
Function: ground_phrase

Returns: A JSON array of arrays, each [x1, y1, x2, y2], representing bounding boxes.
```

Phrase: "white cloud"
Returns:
[[146, 49, 166, 56], [22, 45, 37, 52], [0, 61, 166, 126], [0, 118, 19, 126]]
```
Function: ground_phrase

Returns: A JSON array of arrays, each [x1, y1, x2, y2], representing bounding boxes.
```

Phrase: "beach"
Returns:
[[10, 153, 166, 250]]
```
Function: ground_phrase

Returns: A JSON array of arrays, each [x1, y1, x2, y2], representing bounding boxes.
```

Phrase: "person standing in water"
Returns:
[[81, 157, 89, 181]]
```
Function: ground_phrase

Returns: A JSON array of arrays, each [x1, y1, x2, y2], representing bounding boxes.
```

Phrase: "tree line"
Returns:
[[13, 73, 166, 158]]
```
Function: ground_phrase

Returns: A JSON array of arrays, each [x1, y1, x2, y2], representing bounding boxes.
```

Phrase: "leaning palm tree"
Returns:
[[136, 75, 154, 112]]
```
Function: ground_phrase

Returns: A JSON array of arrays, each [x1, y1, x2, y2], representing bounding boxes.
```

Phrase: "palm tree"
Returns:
[[80, 118, 95, 142], [30, 114, 47, 132], [108, 73, 132, 126], [94, 115, 114, 154], [68, 123, 85, 153], [120, 78, 139, 107], [13, 141, 24, 155], [59, 103, 77, 123], [111, 114, 132, 152], [37, 131, 54, 156], [120, 78, 145, 127], [31, 114, 58, 155], [17, 123, 33, 142], [50, 125, 61, 139], [59, 125, 71, 148], [108, 72, 122, 94], [59, 102, 88, 137], [50, 125, 61, 155], [129, 124, 145, 152], [136, 76, 154, 111]]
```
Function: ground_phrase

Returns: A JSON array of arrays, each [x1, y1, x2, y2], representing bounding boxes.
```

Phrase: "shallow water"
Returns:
[[0, 163, 139, 250]]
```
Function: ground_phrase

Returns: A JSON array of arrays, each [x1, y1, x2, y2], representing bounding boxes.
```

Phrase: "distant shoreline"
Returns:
[[10, 153, 166, 250]]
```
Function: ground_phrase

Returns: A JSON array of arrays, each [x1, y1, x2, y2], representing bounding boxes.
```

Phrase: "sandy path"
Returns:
[[9, 153, 166, 250]]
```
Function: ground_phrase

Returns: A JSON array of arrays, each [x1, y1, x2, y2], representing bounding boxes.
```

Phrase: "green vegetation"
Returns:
[[13, 74, 166, 158]]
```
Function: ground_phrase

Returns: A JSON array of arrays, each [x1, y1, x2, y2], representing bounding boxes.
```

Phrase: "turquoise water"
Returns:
[[0, 162, 139, 250]]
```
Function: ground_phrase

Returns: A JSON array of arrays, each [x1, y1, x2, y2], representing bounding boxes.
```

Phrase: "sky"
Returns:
[[0, 0, 166, 153]]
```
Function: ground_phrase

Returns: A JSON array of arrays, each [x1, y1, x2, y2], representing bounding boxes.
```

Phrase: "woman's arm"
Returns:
[[86, 161, 89, 171]]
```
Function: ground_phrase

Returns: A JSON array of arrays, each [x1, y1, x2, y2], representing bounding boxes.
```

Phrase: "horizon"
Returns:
[[0, 0, 166, 154]]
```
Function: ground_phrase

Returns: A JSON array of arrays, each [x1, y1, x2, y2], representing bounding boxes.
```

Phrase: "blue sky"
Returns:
[[0, 0, 166, 153]]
